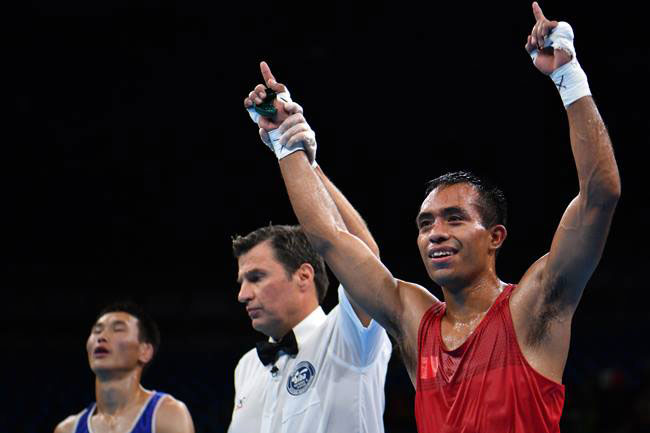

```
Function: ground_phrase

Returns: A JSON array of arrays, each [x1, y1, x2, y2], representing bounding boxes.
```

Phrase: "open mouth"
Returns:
[[94, 347, 110, 356], [428, 247, 458, 261]]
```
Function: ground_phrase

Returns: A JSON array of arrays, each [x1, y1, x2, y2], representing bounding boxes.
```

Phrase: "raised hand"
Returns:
[[244, 61, 292, 130], [524, 2, 571, 75], [258, 101, 317, 165]]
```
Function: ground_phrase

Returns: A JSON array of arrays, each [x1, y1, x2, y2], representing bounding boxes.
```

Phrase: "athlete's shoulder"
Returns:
[[53, 411, 82, 433], [155, 394, 195, 433]]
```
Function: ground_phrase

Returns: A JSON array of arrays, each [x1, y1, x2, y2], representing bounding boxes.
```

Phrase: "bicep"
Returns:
[[543, 194, 616, 311], [321, 229, 401, 334], [321, 229, 436, 339], [513, 194, 616, 329]]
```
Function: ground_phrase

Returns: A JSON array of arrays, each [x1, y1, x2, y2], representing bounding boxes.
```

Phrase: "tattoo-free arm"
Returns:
[[314, 164, 380, 326]]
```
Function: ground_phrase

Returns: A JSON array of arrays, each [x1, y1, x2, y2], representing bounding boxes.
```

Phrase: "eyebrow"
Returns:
[[93, 319, 128, 329], [110, 320, 128, 327], [236, 268, 264, 284], [416, 206, 471, 226]]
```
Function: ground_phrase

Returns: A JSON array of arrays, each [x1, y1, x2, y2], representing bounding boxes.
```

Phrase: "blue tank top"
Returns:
[[74, 391, 166, 433]]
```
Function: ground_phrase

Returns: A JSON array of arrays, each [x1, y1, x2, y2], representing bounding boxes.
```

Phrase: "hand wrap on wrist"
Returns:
[[529, 22, 591, 107]]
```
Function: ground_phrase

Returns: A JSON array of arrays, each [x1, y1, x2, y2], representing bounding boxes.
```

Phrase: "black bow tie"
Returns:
[[256, 330, 299, 366]]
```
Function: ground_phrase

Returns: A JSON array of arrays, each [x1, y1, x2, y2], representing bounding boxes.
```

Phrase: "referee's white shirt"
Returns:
[[228, 284, 392, 433]]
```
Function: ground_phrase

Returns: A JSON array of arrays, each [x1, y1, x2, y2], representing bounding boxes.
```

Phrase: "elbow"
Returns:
[[303, 226, 341, 257], [308, 226, 354, 257], [597, 176, 621, 208], [299, 216, 343, 254], [304, 232, 333, 256], [584, 171, 621, 209]]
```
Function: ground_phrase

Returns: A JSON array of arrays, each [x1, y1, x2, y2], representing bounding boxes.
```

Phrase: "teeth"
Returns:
[[431, 251, 453, 258]]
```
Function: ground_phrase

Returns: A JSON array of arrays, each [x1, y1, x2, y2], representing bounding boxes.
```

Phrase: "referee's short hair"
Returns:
[[232, 224, 329, 304]]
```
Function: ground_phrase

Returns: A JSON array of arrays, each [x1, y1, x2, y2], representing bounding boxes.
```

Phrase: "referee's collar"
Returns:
[[270, 306, 326, 347]]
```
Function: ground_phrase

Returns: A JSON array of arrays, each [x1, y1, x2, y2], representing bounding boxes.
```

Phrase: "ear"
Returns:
[[138, 342, 154, 365], [294, 263, 315, 293], [489, 224, 507, 252]]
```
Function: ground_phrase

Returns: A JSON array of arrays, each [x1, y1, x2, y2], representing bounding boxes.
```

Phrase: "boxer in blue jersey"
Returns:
[[54, 302, 195, 433]]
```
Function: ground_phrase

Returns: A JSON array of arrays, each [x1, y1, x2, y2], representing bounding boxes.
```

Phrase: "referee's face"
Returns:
[[237, 240, 307, 340]]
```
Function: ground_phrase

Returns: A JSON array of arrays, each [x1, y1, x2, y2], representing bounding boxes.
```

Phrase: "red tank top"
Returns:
[[415, 284, 565, 433]]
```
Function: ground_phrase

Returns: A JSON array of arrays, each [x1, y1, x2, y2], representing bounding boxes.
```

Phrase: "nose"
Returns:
[[238, 281, 253, 304], [428, 221, 450, 244], [88, 331, 108, 351], [95, 329, 108, 344]]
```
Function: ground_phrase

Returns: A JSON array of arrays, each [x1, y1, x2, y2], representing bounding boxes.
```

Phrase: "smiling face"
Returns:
[[86, 311, 152, 376], [416, 183, 505, 289], [237, 240, 315, 340]]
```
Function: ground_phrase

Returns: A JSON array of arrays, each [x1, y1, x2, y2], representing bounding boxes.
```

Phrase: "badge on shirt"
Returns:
[[286, 361, 316, 396]]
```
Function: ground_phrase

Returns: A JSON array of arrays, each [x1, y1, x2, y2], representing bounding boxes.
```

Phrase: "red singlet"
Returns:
[[415, 284, 565, 433]]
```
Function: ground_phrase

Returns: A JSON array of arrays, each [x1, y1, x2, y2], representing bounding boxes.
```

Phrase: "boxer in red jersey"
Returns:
[[251, 3, 620, 431]]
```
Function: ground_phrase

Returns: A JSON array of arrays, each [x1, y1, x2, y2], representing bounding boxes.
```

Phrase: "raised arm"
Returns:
[[314, 165, 380, 259], [279, 149, 436, 343], [512, 2, 620, 378], [313, 165, 380, 325], [246, 62, 436, 342]]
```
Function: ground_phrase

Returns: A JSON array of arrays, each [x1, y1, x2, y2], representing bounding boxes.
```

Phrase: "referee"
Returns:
[[230, 86, 392, 431], [229, 223, 391, 433]]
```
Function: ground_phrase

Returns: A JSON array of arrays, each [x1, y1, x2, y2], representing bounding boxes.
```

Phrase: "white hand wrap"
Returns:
[[246, 90, 292, 124], [530, 22, 591, 107], [268, 128, 307, 160], [246, 90, 304, 159]]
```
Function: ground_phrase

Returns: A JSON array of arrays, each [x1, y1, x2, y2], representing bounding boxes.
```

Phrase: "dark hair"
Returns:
[[425, 170, 508, 229], [232, 224, 329, 303], [96, 301, 161, 370]]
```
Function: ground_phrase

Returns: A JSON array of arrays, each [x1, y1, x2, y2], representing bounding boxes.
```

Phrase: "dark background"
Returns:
[[1, 1, 648, 432]]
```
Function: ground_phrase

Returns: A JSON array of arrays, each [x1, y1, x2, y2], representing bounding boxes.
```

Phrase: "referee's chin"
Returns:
[[250, 317, 270, 336], [251, 317, 286, 340]]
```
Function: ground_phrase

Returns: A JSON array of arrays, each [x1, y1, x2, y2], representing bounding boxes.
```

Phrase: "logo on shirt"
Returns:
[[286, 361, 316, 396]]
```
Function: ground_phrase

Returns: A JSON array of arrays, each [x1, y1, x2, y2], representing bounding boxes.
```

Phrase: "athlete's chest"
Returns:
[[439, 312, 488, 351], [88, 408, 147, 433]]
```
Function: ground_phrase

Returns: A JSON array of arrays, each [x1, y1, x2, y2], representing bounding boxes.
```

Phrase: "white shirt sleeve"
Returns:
[[334, 284, 391, 367]]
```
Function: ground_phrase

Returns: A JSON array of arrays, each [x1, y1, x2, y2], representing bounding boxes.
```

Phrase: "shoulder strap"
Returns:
[[73, 403, 95, 433], [130, 391, 167, 433]]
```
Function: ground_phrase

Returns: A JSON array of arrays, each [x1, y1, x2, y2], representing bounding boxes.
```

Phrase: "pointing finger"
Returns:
[[260, 61, 276, 88], [532, 2, 545, 22]]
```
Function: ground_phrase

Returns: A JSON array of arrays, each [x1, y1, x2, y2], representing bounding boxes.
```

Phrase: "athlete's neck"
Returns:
[[94, 370, 147, 416], [441, 272, 506, 323]]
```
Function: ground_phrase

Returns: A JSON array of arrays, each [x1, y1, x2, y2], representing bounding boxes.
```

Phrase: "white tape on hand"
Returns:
[[276, 90, 292, 103], [268, 128, 305, 160], [246, 86, 313, 162], [247, 107, 261, 125], [529, 22, 591, 107], [246, 88, 292, 126]]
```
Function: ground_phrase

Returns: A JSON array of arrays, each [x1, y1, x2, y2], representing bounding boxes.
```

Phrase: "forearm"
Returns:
[[280, 151, 396, 327], [314, 165, 380, 257], [313, 165, 378, 325], [566, 97, 621, 206], [279, 151, 347, 253]]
